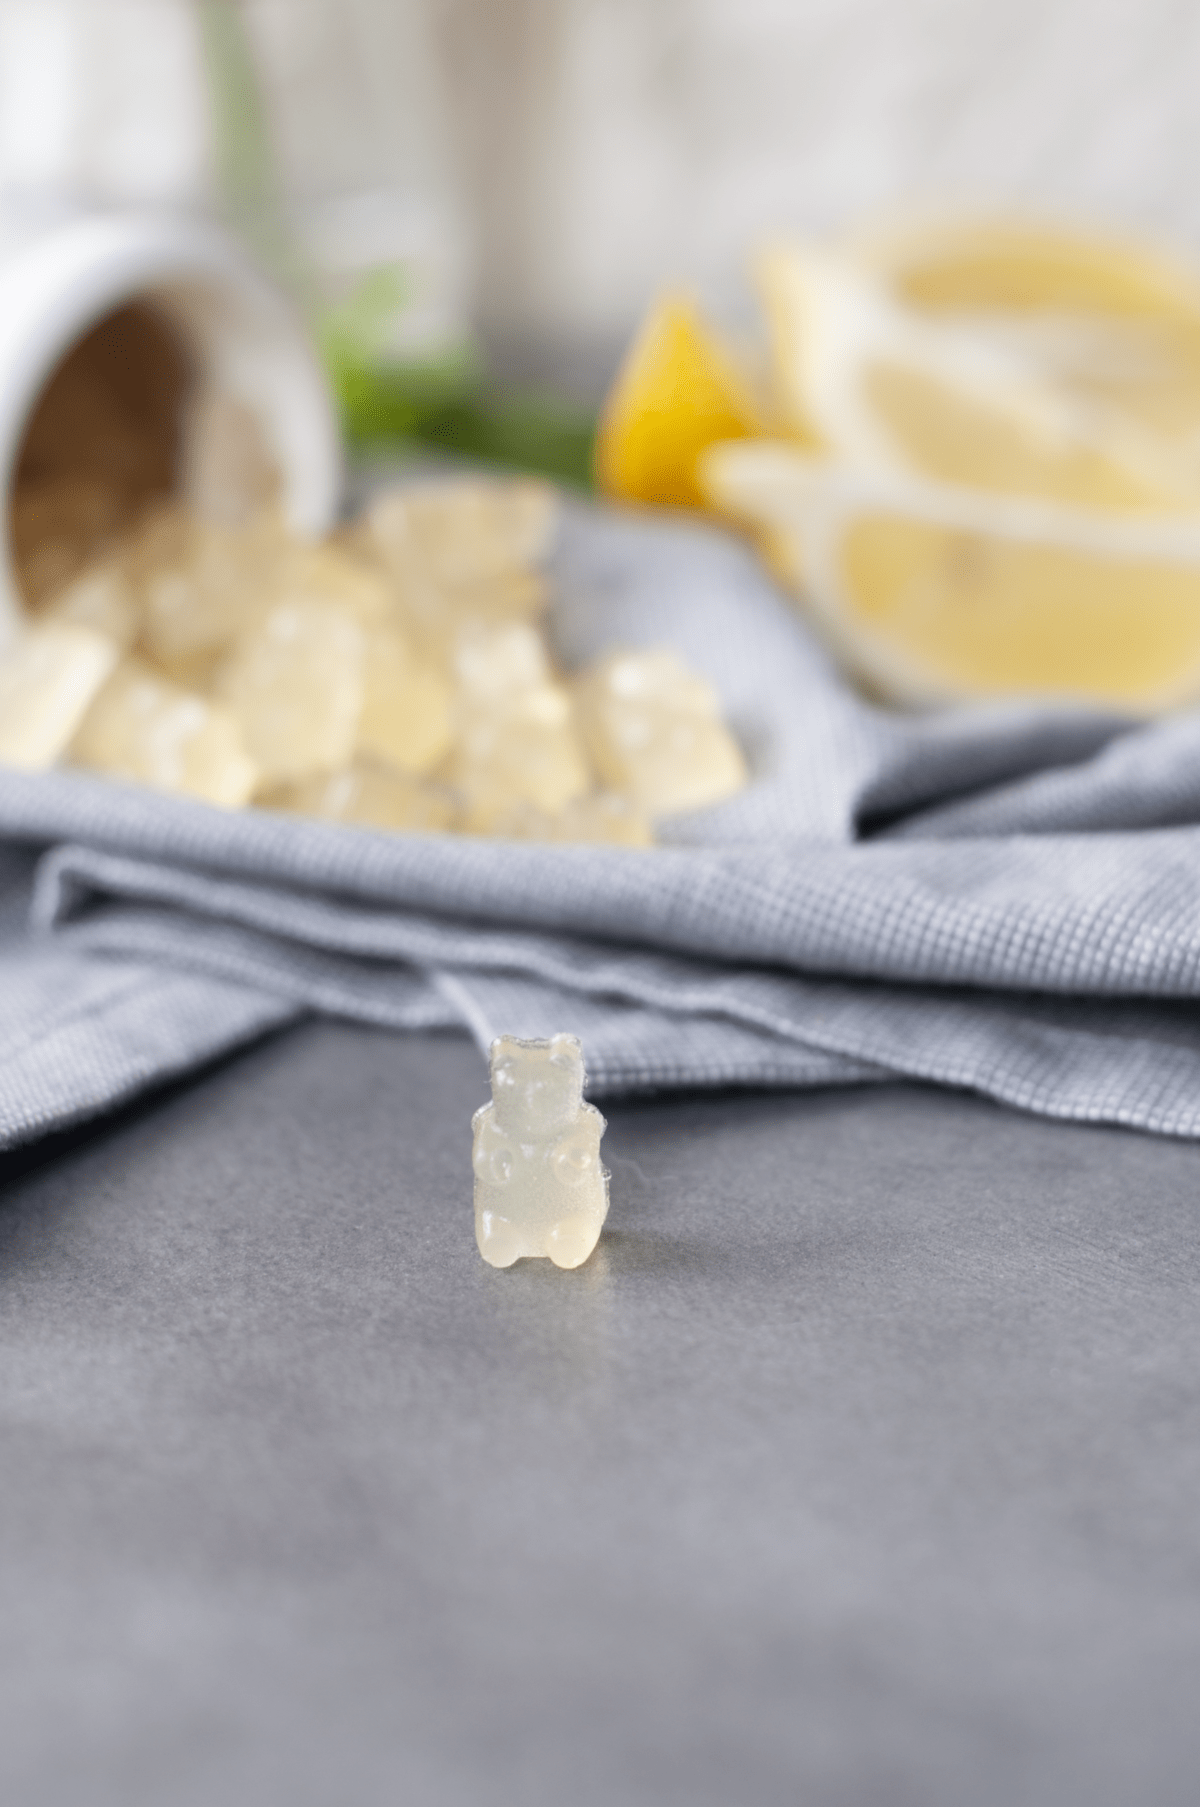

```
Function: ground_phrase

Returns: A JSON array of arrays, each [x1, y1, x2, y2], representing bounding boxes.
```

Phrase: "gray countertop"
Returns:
[[2, 1021, 1199, 1807]]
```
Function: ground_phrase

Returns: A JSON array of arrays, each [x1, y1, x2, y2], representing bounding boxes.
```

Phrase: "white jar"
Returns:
[[0, 209, 341, 646]]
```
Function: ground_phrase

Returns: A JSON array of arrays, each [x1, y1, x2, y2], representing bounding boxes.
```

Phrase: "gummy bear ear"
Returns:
[[548, 1033, 582, 1069]]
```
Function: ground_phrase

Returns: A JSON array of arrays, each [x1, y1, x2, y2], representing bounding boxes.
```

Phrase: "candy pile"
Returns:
[[0, 477, 747, 843]]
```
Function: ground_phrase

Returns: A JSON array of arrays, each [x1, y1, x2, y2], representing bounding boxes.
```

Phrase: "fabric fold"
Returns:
[[4, 501, 1200, 1150]]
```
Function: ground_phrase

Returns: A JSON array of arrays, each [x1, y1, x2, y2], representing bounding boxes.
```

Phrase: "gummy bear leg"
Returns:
[[546, 1212, 603, 1269], [476, 1210, 523, 1268]]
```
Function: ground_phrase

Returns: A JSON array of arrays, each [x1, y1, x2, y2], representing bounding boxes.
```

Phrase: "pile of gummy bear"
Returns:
[[0, 474, 746, 844]]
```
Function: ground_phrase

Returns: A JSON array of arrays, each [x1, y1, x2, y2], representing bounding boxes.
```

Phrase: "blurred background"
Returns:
[[2, 0, 1198, 475]]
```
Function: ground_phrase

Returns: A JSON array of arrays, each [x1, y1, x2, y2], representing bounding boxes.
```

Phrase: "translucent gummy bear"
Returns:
[[216, 598, 363, 784], [71, 657, 258, 806], [448, 623, 590, 817], [574, 645, 747, 817], [472, 1034, 609, 1269], [0, 621, 119, 770], [356, 623, 453, 776]]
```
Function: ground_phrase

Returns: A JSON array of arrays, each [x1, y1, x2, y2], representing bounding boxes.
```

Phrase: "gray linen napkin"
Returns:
[[5, 500, 1200, 1152]]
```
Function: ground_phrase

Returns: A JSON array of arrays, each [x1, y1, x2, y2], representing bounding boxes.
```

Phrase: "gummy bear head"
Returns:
[[489, 1033, 584, 1137]]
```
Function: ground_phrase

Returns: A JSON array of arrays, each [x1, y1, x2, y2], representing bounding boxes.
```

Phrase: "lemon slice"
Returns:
[[596, 217, 1200, 711], [757, 243, 1200, 515], [848, 212, 1200, 323], [703, 439, 1200, 712], [847, 214, 1200, 477], [594, 292, 770, 509]]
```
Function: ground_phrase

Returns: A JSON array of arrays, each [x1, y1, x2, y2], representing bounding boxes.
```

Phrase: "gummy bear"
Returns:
[[0, 621, 119, 770], [573, 645, 746, 817], [215, 598, 363, 784], [46, 560, 140, 649], [356, 623, 453, 776], [71, 656, 258, 807], [448, 623, 591, 817], [472, 1034, 609, 1269]]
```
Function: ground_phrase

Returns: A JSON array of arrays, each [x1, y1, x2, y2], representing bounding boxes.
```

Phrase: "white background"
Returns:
[[2, 0, 1199, 380]]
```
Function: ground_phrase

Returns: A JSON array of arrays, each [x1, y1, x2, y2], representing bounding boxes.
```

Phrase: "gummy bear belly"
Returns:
[[474, 1164, 608, 1265], [475, 1170, 607, 1232]]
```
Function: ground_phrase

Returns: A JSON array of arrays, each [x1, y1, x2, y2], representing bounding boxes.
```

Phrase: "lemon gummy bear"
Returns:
[[472, 1034, 609, 1269]]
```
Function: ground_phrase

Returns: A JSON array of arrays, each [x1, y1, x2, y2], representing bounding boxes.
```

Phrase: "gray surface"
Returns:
[[2, 1021, 1200, 1807]]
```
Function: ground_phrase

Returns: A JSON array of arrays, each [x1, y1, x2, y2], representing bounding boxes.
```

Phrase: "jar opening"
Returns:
[[9, 301, 194, 611]]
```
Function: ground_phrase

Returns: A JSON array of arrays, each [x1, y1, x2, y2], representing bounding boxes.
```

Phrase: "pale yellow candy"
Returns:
[[446, 622, 590, 814], [363, 480, 556, 647], [379, 567, 550, 646], [216, 599, 363, 784], [574, 646, 747, 816], [280, 540, 396, 630], [71, 657, 257, 806], [147, 533, 391, 689], [0, 621, 120, 770], [349, 482, 559, 674], [367, 479, 557, 590], [137, 511, 287, 682], [446, 568, 548, 624], [453, 621, 552, 703], [472, 1033, 609, 1269], [450, 689, 590, 815], [357, 624, 453, 775], [336, 525, 447, 644], [265, 763, 455, 833], [8, 459, 748, 849], [45, 562, 140, 648]]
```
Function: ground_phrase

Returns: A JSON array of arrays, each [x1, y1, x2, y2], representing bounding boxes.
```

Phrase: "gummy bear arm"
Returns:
[[471, 1102, 495, 1133], [581, 1101, 607, 1133], [473, 1111, 514, 1185], [550, 1117, 605, 1187]]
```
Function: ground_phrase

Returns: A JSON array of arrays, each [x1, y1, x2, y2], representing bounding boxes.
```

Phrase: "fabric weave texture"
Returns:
[[4, 501, 1200, 1150]]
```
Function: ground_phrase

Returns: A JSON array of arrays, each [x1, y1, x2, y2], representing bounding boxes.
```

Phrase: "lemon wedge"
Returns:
[[594, 292, 769, 509]]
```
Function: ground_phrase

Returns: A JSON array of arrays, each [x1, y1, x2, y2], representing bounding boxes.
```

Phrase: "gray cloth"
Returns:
[[5, 500, 1200, 1152]]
